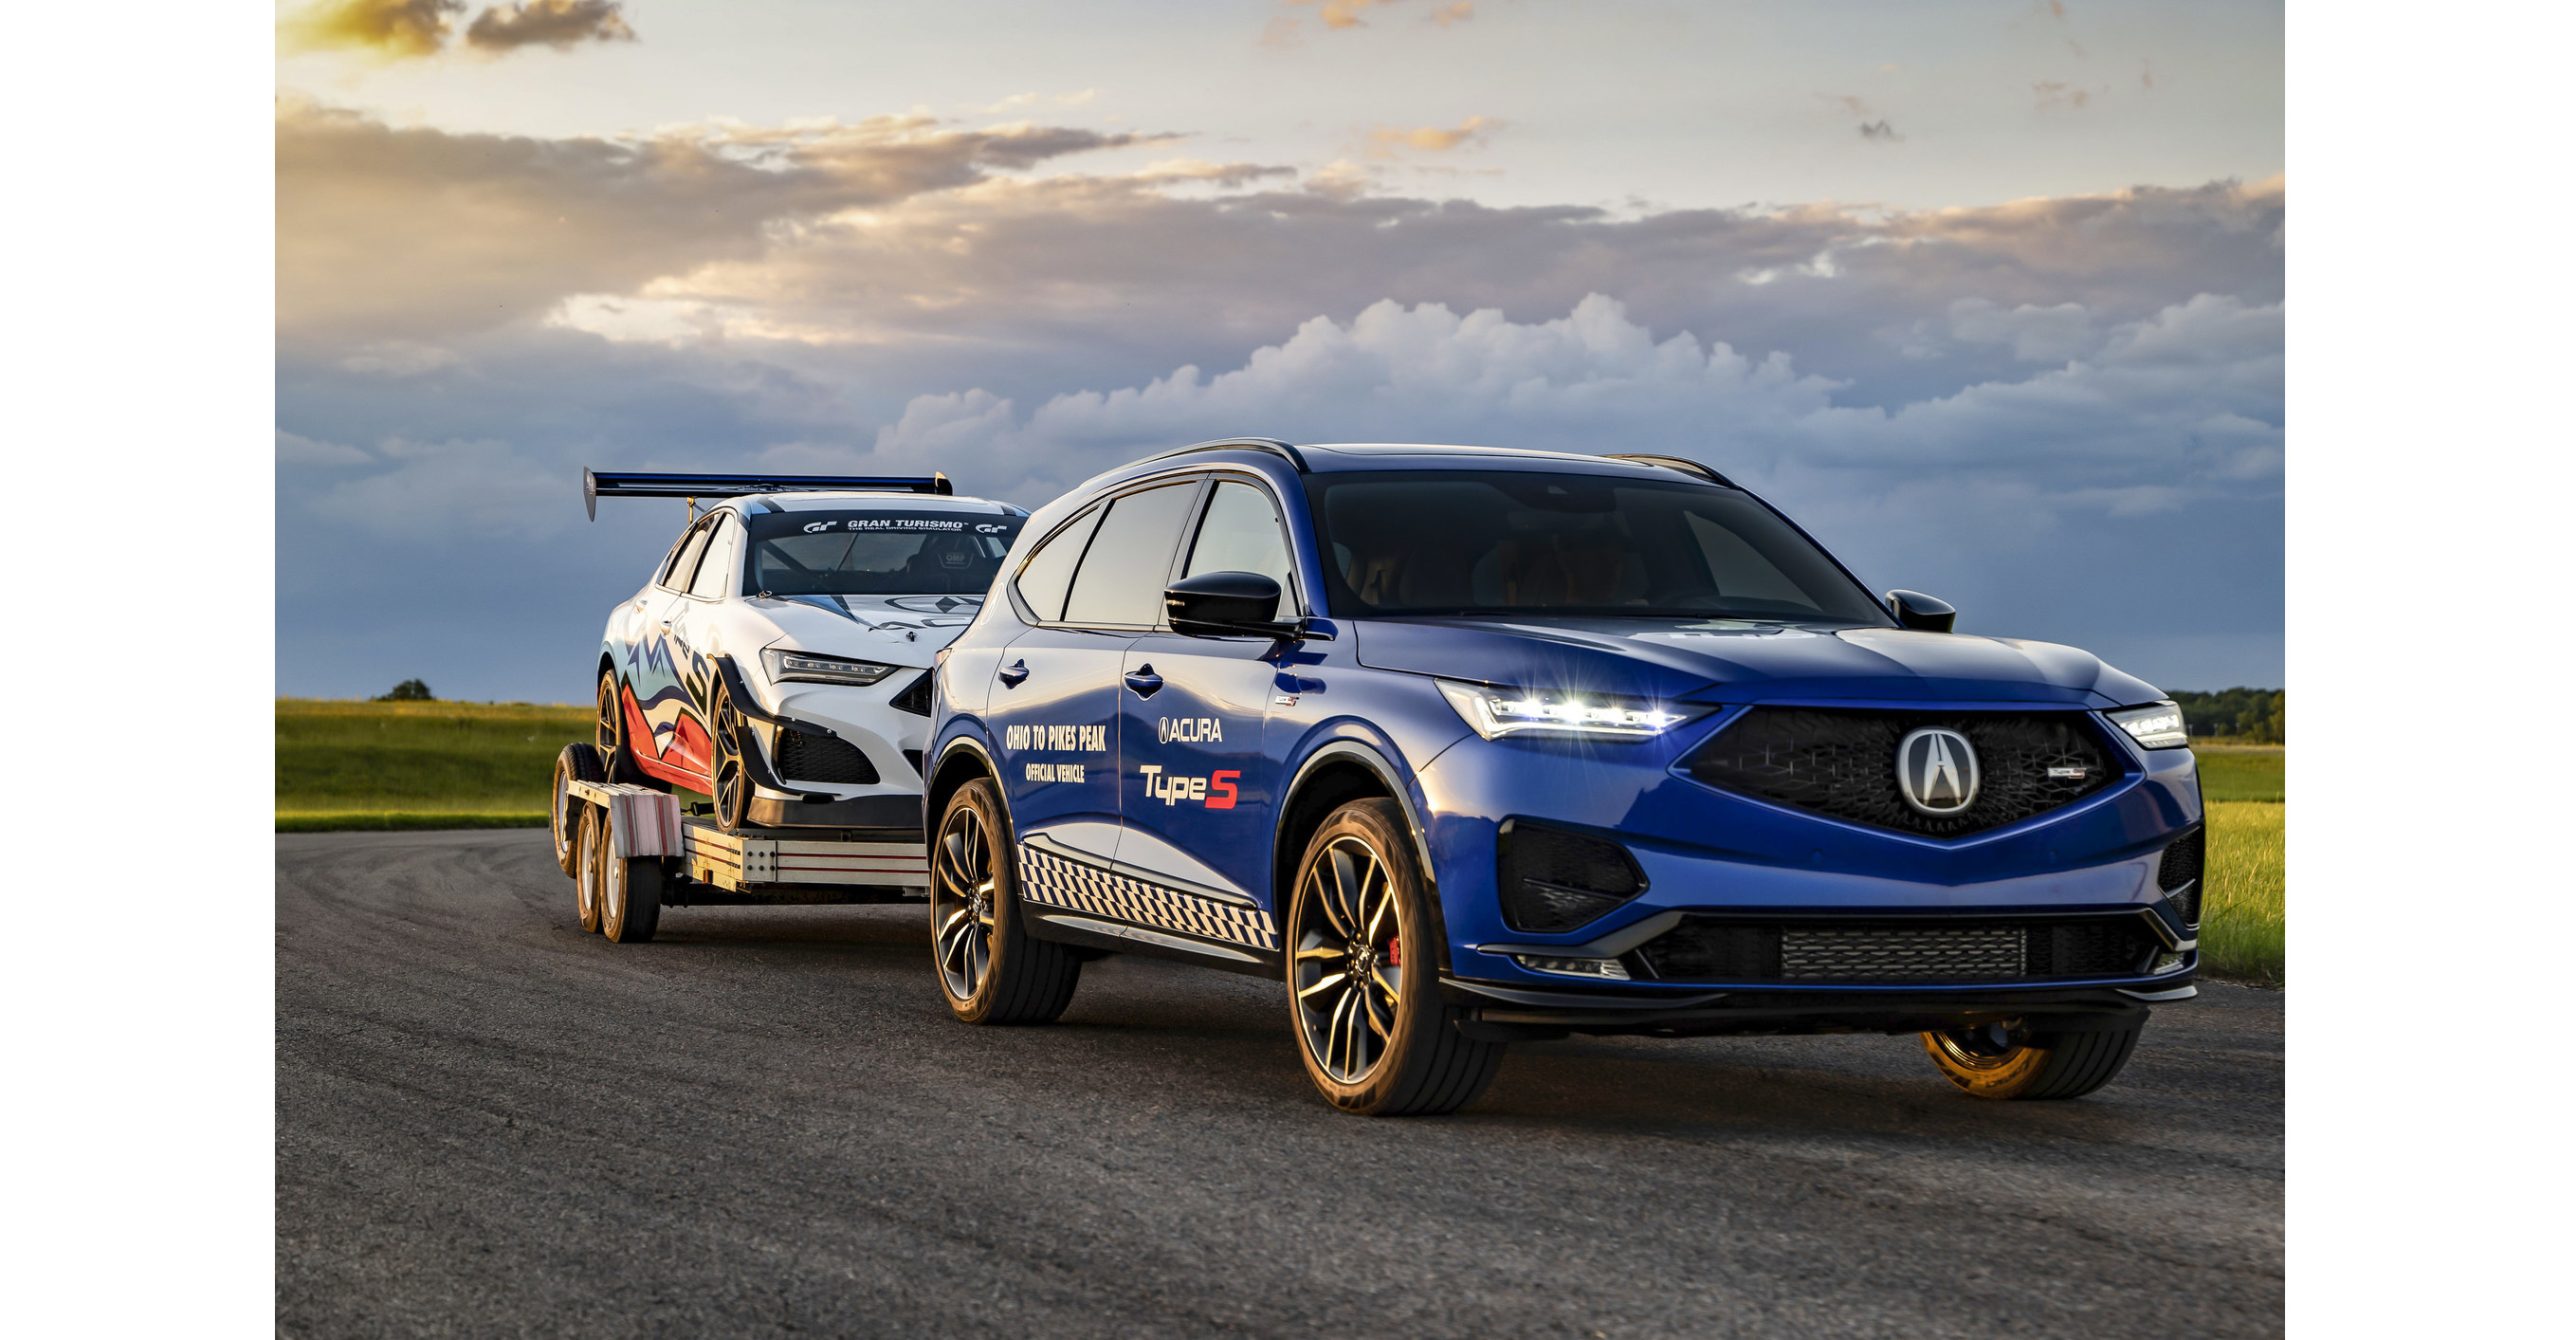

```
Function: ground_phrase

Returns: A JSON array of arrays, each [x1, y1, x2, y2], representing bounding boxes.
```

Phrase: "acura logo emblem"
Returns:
[[1896, 727, 1981, 816]]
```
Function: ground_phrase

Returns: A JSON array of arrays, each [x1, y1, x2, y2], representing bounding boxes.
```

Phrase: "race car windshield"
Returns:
[[1306, 471, 1889, 623], [746, 513, 1022, 596]]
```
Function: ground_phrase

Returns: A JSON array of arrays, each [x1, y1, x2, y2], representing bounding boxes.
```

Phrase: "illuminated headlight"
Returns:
[[762, 647, 897, 687], [2105, 701, 2189, 749], [1436, 680, 1694, 741]]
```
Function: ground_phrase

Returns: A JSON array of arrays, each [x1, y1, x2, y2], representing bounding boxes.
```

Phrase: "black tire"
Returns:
[[1286, 799, 1505, 1116], [596, 671, 642, 785], [1923, 1020, 2144, 1100], [709, 684, 750, 834], [552, 744, 604, 877], [595, 808, 664, 945], [572, 804, 604, 934], [929, 778, 1080, 1024]]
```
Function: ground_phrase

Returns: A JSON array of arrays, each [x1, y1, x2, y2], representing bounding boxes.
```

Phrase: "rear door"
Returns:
[[1114, 477, 1305, 909], [987, 479, 1202, 867]]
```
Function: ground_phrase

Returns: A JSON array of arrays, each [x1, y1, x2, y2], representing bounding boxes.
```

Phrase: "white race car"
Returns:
[[581, 470, 1025, 834]]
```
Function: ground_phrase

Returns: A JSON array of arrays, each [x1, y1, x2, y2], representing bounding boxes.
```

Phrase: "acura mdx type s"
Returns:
[[923, 440, 2203, 1115]]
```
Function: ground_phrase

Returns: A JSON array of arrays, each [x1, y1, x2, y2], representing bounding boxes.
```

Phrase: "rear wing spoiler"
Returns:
[[584, 468, 953, 520]]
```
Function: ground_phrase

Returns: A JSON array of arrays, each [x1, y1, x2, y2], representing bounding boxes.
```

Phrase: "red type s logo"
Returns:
[[1207, 770, 1240, 810]]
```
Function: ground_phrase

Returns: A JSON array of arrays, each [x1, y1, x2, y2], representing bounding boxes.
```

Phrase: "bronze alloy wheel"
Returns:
[[596, 673, 625, 780], [931, 802, 997, 1003], [573, 807, 603, 933], [1922, 1019, 2145, 1101], [1291, 834, 1405, 1086], [710, 687, 749, 832], [1283, 798, 1504, 1115]]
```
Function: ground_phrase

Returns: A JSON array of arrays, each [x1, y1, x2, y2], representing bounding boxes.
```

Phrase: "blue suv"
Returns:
[[924, 440, 2203, 1115]]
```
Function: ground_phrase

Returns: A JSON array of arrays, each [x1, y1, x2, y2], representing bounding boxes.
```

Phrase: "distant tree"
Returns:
[[2166, 688, 2284, 743], [377, 679, 435, 702]]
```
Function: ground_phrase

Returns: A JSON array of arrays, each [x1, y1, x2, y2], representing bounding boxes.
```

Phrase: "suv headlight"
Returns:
[[1436, 680, 1694, 741], [762, 647, 898, 687], [2105, 701, 2188, 749]]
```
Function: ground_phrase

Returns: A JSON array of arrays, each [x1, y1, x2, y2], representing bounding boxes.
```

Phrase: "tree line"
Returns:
[[2166, 688, 2283, 743]]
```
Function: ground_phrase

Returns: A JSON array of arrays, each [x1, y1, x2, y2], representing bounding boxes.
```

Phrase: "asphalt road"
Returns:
[[278, 829, 2284, 1338]]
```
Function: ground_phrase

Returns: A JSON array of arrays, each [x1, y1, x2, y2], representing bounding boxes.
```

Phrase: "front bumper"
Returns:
[[730, 661, 935, 832], [1412, 700, 2208, 1010], [1441, 976, 2190, 1040]]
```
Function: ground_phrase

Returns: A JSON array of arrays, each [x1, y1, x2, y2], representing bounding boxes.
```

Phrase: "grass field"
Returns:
[[274, 700, 2283, 980]]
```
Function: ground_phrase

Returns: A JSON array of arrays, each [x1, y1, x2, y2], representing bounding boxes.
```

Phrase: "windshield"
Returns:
[[1306, 471, 1887, 622], [744, 512, 1021, 596]]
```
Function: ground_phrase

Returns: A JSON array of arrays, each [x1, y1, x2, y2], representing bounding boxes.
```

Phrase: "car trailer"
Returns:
[[548, 744, 930, 943]]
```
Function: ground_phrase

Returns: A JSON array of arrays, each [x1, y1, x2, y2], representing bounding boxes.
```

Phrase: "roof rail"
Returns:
[[584, 469, 952, 520], [1143, 437, 1308, 472], [1605, 454, 1737, 488]]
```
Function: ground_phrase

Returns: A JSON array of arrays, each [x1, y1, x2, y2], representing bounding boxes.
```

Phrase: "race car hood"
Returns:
[[737, 592, 988, 667], [1351, 617, 2162, 708]]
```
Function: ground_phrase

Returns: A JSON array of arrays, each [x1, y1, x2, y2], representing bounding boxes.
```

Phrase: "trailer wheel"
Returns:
[[595, 807, 664, 944], [552, 744, 604, 877], [572, 803, 604, 934]]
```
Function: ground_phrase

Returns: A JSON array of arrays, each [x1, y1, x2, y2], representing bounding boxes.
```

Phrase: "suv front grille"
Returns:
[[1632, 915, 2158, 985], [1682, 708, 2118, 837], [1498, 823, 1647, 932], [775, 728, 879, 786]]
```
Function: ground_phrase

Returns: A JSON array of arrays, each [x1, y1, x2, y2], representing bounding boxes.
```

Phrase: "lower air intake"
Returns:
[[1633, 915, 2159, 985], [1498, 823, 1646, 933], [775, 728, 880, 786], [2158, 826, 2206, 927]]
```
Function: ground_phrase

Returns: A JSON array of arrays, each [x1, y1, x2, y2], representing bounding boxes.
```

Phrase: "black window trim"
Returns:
[[679, 510, 741, 603], [656, 513, 720, 593], [1174, 470, 1310, 623]]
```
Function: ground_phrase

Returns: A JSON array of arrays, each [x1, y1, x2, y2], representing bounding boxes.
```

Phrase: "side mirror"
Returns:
[[1166, 571, 1294, 638], [1886, 589, 1957, 633]]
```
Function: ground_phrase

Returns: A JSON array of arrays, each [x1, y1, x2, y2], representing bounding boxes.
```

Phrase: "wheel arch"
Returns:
[[1273, 739, 1444, 938], [927, 734, 1000, 844]]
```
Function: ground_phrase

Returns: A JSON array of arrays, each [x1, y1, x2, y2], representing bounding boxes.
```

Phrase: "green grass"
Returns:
[[275, 700, 2287, 981], [276, 698, 588, 829], [2194, 741, 2284, 803]]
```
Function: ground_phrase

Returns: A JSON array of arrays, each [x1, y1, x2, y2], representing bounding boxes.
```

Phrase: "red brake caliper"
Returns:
[[1386, 936, 1402, 968]]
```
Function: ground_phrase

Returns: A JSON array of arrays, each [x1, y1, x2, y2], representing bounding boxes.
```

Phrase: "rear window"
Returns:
[[745, 512, 1021, 597]]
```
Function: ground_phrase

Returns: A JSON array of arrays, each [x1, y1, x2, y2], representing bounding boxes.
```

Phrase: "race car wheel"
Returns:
[[552, 744, 604, 877], [1286, 799, 1505, 1116], [572, 803, 604, 934], [596, 672, 639, 785], [710, 685, 750, 833], [930, 778, 1080, 1024], [1923, 1020, 2144, 1100], [595, 808, 664, 945]]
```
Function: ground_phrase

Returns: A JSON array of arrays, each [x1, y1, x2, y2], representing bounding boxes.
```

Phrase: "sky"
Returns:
[[275, 0, 2285, 701]]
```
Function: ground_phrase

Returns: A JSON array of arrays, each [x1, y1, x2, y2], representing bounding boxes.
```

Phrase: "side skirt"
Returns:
[[1019, 904, 1283, 980]]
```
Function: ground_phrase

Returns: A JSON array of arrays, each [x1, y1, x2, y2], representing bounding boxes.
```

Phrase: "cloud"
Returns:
[[2033, 80, 2096, 111], [277, 429, 372, 467], [1429, 2, 1475, 25], [1369, 115, 1503, 155], [275, 101, 1175, 342], [465, 1, 635, 52], [281, 0, 462, 58], [1291, 0, 1394, 31]]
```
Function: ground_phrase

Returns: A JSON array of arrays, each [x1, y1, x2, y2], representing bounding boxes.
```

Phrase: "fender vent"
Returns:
[[775, 729, 879, 786], [1498, 823, 1646, 933]]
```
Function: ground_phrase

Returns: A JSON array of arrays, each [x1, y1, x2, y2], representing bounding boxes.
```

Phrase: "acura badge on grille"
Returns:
[[1895, 726, 1982, 816]]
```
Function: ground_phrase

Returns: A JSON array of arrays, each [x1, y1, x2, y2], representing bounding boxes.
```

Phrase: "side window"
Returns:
[[1061, 482, 1202, 626], [660, 519, 714, 591], [1181, 480, 1301, 617], [1012, 507, 1102, 622], [686, 514, 740, 599]]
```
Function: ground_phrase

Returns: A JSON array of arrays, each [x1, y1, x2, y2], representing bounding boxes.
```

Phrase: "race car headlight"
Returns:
[[2105, 701, 2189, 749], [1436, 680, 1693, 741], [762, 647, 897, 687]]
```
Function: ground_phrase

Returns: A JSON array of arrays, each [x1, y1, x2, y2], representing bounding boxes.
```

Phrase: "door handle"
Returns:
[[1123, 665, 1164, 698], [998, 659, 1030, 688]]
